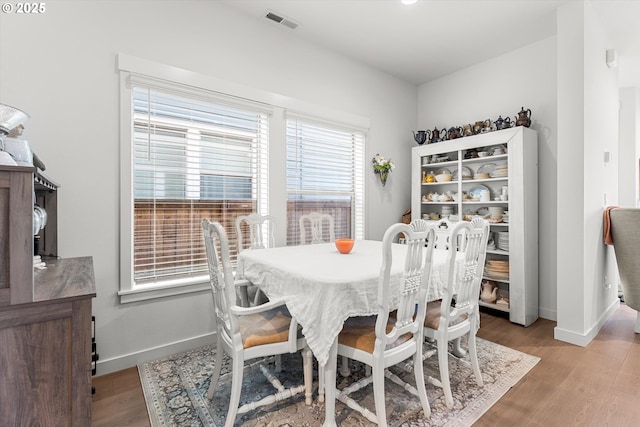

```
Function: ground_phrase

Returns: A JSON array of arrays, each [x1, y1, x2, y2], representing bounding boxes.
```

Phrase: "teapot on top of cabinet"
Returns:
[[480, 119, 496, 133], [515, 107, 532, 127], [412, 130, 429, 145], [472, 121, 484, 135], [430, 127, 446, 143], [446, 126, 463, 140], [494, 115, 514, 130]]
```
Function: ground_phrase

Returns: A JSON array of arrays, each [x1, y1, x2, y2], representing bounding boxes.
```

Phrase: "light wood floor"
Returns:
[[91, 304, 640, 426]]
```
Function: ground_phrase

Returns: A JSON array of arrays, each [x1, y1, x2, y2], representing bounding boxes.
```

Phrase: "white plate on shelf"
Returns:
[[476, 163, 496, 175], [452, 166, 473, 180]]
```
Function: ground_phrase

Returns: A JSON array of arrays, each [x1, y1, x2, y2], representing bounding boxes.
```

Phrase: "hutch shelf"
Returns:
[[411, 126, 538, 326]]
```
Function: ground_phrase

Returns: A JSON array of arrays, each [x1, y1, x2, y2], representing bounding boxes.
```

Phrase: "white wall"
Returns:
[[417, 37, 558, 320], [619, 87, 639, 208], [0, 1, 417, 373], [555, 0, 620, 346]]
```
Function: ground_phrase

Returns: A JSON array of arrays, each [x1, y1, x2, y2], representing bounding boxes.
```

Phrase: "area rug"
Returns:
[[139, 337, 539, 426]]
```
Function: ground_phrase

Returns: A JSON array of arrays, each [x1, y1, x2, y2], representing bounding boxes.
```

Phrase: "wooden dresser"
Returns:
[[0, 165, 96, 426]]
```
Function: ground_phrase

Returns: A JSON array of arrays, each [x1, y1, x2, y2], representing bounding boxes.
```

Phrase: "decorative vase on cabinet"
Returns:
[[411, 126, 538, 326]]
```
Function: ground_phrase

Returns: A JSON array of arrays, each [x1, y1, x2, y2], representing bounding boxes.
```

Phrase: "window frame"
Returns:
[[117, 54, 370, 303], [285, 115, 365, 245], [118, 75, 271, 303]]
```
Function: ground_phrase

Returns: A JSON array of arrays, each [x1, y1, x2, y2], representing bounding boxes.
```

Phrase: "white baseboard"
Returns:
[[94, 332, 215, 376], [553, 299, 620, 347], [538, 306, 557, 321]]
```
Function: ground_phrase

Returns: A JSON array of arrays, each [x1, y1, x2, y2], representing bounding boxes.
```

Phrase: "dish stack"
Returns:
[[491, 164, 508, 178], [496, 231, 509, 251], [485, 259, 509, 280], [441, 205, 454, 219]]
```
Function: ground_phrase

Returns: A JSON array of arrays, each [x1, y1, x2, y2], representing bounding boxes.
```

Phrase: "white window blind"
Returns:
[[131, 82, 269, 287], [285, 116, 365, 245]]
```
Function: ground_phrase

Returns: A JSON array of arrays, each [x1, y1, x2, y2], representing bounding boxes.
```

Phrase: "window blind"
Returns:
[[131, 84, 269, 286], [285, 117, 365, 245]]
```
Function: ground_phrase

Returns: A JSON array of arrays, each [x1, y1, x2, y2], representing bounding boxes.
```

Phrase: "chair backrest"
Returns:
[[299, 212, 336, 244], [438, 217, 490, 324], [374, 219, 436, 353], [610, 208, 640, 311], [236, 213, 276, 252], [202, 219, 239, 343], [430, 218, 455, 250]]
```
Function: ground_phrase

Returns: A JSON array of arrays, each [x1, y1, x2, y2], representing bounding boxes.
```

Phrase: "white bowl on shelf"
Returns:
[[435, 173, 452, 182]]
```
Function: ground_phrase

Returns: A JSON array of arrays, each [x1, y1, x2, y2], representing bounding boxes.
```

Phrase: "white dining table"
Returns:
[[236, 239, 463, 426]]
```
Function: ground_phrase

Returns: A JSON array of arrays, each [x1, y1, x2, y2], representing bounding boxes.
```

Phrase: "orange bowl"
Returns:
[[335, 238, 355, 254]]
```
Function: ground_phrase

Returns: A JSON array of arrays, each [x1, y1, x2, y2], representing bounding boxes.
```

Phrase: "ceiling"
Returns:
[[221, 0, 640, 87]]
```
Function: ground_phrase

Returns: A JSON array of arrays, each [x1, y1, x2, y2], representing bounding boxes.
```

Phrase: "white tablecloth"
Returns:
[[237, 240, 459, 367]]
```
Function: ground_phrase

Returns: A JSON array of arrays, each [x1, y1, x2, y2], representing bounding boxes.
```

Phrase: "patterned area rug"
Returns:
[[139, 337, 539, 426]]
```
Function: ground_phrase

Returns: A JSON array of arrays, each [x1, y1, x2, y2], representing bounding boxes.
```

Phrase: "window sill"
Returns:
[[118, 277, 210, 303]]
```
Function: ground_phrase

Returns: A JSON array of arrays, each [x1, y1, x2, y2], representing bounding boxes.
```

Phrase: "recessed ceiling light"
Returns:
[[401, 0, 418, 5]]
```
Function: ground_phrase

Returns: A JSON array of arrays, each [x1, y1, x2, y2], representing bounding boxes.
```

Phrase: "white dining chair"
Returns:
[[299, 212, 335, 245], [299, 211, 352, 378], [235, 213, 276, 306], [423, 217, 490, 408], [332, 219, 435, 425], [201, 219, 314, 427], [236, 213, 276, 251]]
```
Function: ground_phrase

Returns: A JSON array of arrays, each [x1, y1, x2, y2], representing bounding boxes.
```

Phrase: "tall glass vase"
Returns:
[[379, 170, 388, 186]]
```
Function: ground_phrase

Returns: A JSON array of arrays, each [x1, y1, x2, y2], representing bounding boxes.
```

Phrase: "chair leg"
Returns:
[[302, 347, 313, 405], [208, 342, 225, 399], [635, 310, 640, 333], [318, 364, 325, 402], [438, 338, 454, 408], [275, 354, 282, 372], [253, 288, 268, 306], [413, 346, 431, 418], [372, 366, 387, 427], [224, 355, 245, 427], [468, 332, 483, 387], [339, 356, 351, 377], [237, 286, 250, 307], [451, 337, 467, 358]]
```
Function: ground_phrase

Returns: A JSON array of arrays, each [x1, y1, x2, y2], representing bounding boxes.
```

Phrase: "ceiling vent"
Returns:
[[265, 11, 299, 30]]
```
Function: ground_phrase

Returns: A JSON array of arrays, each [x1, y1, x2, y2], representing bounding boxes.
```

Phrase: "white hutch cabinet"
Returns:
[[411, 126, 538, 326]]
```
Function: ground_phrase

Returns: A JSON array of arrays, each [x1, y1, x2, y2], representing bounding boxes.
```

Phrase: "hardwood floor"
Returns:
[[91, 366, 149, 427], [91, 304, 640, 426]]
